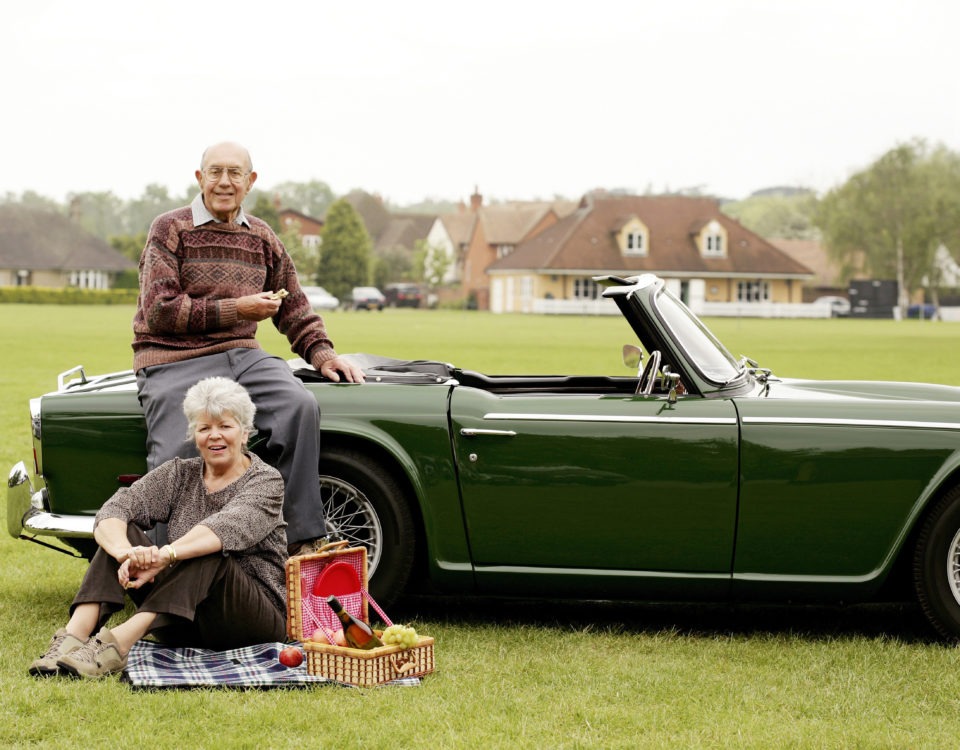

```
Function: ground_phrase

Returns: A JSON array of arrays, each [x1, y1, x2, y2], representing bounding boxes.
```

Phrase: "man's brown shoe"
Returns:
[[57, 627, 127, 679]]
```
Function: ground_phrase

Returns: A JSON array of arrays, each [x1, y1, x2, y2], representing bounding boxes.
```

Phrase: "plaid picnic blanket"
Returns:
[[122, 641, 421, 689]]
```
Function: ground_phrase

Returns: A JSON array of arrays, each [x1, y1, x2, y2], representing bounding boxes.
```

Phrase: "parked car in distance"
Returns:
[[907, 303, 937, 319], [814, 295, 851, 317], [384, 283, 423, 308], [12, 273, 960, 638], [302, 286, 339, 311], [350, 286, 386, 311]]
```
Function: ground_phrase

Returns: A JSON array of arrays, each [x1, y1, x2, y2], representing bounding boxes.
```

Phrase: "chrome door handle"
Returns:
[[459, 428, 517, 437]]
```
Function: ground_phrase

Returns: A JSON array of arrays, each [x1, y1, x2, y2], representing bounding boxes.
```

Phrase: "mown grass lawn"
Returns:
[[3, 304, 960, 749]]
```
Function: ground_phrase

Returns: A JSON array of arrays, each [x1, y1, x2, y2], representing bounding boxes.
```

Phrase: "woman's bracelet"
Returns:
[[163, 544, 178, 564]]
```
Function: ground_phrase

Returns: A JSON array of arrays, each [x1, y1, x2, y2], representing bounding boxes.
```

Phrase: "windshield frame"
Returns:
[[649, 285, 745, 386]]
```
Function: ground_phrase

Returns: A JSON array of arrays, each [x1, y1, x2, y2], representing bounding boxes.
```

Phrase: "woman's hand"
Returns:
[[118, 545, 173, 589], [122, 543, 162, 567]]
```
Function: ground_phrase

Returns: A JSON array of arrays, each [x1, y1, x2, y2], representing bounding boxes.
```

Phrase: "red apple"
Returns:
[[279, 646, 303, 667]]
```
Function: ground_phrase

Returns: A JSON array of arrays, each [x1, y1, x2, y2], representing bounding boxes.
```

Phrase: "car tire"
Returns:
[[318, 447, 415, 609], [913, 486, 960, 639]]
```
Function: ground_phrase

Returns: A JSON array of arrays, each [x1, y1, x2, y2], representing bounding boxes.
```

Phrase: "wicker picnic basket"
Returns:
[[285, 541, 435, 687]]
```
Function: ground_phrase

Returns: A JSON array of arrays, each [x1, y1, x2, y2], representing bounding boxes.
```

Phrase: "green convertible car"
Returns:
[[9, 274, 960, 638]]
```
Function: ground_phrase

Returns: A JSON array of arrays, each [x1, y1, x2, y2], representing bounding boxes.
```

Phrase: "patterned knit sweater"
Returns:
[[95, 453, 288, 614], [132, 205, 337, 372]]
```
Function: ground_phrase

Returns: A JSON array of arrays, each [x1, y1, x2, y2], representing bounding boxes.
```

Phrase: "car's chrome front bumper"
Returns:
[[7, 461, 95, 540]]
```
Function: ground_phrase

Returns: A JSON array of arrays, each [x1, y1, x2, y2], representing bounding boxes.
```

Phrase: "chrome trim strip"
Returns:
[[483, 412, 737, 425], [476, 564, 730, 581], [7, 461, 33, 538], [57, 365, 87, 391], [460, 428, 517, 437], [734, 571, 877, 584], [22, 510, 95, 538], [743, 416, 960, 430]]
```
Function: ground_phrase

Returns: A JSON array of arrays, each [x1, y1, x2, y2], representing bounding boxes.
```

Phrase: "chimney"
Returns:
[[470, 185, 482, 212], [457, 200, 467, 213], [69, 196, 82, 222], [273, 193, 282, 209]]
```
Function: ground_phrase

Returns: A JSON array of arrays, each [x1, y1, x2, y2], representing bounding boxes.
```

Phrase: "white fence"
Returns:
[[529, 297, 832, 318], [692, 301, 832, 319], [522, 298, 960, 320], [531, 298, 621, 315], [937, 307, 960, 322]]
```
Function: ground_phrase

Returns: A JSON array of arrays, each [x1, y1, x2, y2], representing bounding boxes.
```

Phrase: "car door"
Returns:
[[450, 387, 739, 591]]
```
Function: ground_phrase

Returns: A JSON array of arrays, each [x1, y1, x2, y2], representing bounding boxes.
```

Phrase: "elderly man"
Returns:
[[133, 141, 364, 556]]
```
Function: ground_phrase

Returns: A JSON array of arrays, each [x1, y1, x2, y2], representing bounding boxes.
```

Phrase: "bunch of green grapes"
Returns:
[[382, 623, 419, 649]]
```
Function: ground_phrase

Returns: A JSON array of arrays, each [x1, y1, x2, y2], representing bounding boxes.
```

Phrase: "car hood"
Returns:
[[766, 378, 960, 404]]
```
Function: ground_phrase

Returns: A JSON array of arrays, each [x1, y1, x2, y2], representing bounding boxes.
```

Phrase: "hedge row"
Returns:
[[0, 286, 139, 305]]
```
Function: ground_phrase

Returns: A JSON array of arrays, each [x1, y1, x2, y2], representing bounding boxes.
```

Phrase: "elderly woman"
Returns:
[[29, 377, 288, 679]]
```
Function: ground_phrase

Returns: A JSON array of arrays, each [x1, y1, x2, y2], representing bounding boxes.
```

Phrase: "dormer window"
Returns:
[[617, 216, 649, 257], [701, 220, 727, 258], [497, 244, 513, 259]]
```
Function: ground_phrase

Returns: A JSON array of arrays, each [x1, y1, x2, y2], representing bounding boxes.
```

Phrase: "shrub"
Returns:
[[0, 286, 139, 305]]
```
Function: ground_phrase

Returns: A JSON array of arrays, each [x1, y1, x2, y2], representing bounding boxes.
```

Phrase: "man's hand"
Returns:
[[320, 355, 366, 383], [237, 292, 283, 321]]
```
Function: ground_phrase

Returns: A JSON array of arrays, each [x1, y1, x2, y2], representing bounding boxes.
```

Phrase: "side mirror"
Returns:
[[622, 344, 643, 377], [662, 368, 681, 404]]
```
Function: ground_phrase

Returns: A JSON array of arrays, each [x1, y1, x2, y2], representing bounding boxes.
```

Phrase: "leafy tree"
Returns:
[[270, 180, 335, 219], [112, 269, 140, 289], [317, 198, 371, 300], [251, 194, 282, 234], [372, 246, 415, 290], [412, 238, 452, 288], [722, 192, 819, 240], [124, 183, 183, 235], [278, 220, 319, 285], [109, 232, 148, 263], [2, 189, 62, 212], [67, 191, 126, 239], [816, 140, 960, 316]]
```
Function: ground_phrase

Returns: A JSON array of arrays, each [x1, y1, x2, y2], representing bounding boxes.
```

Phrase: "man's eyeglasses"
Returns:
[[202, 166, 250, 183]]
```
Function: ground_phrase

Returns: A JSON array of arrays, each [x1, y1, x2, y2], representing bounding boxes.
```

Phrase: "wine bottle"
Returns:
[[325, 595, 383, 649]]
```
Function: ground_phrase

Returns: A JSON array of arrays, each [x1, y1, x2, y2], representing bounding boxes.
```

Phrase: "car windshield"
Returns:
[[653, 287, 742, 383]]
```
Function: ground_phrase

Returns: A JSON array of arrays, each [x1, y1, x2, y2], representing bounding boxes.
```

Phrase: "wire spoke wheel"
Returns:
[[948, 526, 960, 607], [914, 486, 960, 640], [319, 475, 383, 578], [317, 447, 415, 608]]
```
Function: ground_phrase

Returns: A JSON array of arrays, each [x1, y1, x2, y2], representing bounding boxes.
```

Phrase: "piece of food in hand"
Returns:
[[278, 646, 303, 667], [382, 624, 419, 649], [269, 289, 289, 300]]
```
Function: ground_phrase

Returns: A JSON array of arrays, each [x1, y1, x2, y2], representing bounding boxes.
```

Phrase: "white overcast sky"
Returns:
[[3, 0, 958, 206]]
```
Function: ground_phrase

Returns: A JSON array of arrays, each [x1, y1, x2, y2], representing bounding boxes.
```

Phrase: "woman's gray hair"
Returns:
[[182, 377, 257, 438]]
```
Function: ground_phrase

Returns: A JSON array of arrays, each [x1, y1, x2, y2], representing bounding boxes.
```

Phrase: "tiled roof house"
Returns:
[[279, 208, 324, 250], [425, 211, 477, 284], [0, 205, 135, 288], [486, 193, 813, 313], [457, 188, 560, 309]]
